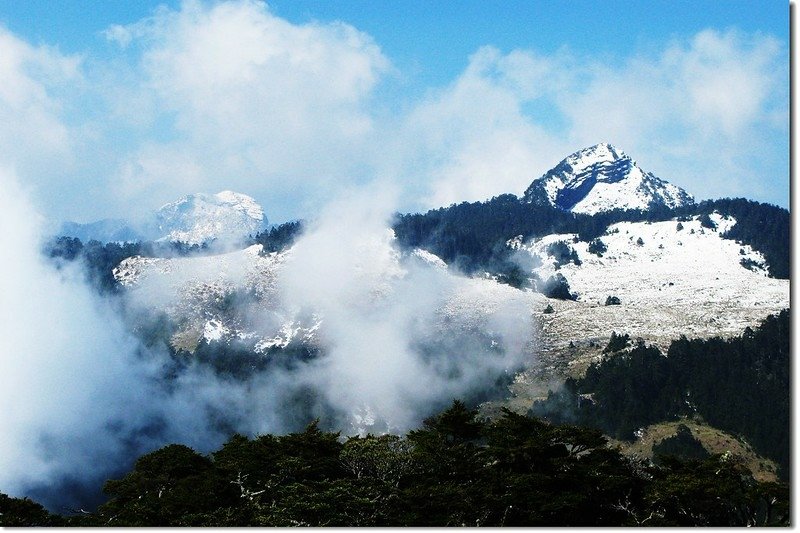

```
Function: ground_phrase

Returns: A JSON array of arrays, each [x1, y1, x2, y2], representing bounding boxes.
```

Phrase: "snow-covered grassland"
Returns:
[[510, 212, 788, 390]]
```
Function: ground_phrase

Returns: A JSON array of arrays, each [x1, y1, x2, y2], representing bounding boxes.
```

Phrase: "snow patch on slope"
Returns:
[[516, 213, 788, 366], [115, 244, 299, 352], [114, 241, 540, 361], [410, 248, 448, 270], [203, 319, 228, 342]]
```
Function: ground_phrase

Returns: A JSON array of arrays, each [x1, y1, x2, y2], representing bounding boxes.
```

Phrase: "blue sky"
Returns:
[[1, 1, 787, 71], [0, 0, 789, 223]]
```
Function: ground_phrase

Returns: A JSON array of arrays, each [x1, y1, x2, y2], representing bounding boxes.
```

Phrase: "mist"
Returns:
[[0, 169, 164, 509]]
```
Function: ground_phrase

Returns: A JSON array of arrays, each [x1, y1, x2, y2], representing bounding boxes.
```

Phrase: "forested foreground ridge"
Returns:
[[0, 400, 788, 527]]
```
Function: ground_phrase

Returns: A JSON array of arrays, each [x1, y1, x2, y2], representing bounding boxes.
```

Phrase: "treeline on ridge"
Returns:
[[392, 196, 789, 279], [45, 196, 787, 294]]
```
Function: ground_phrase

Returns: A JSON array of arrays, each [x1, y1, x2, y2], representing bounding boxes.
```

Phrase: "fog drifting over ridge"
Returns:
[[277, 187, 535, 433], [0, 175, 537, 510]]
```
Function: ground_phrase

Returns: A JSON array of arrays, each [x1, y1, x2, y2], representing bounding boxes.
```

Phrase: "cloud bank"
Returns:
[[0, 1, 786, 224], [0, 170, 162, 508]]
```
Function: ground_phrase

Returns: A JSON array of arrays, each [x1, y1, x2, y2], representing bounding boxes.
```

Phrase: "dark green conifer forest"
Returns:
[[393, 196, 789, 279], [47, 197, 788, 294], [532, 311, 790, 479], [0, 312, 790, 527]]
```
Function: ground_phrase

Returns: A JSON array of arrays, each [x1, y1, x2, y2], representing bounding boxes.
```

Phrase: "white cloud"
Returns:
[[0, 29, 81, 212], [678, 29, 783, 137], [102, 24, 134, 48], [0, 169, 163, 503], [393, 46, 572, 208], [277, 185, 533, 433], [104, 0, 390, 220]]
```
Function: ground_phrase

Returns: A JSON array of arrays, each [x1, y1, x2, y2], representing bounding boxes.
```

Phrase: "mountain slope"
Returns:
[[523, 143, 694, 214], [113, 234, 542, 433], [114, 210, 788, 393], [614, 420, 779, 483], [505, 211, 788, 388], [114, 241, 542, 353]]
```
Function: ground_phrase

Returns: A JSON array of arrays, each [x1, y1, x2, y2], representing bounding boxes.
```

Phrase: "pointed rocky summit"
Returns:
[[522, 143, 694, 214]]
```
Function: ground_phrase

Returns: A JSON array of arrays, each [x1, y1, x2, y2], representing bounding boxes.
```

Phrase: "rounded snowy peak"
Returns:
[[522, 144, 693, 215], [155, 191, 268, 245], [212, 191, 265, 220]]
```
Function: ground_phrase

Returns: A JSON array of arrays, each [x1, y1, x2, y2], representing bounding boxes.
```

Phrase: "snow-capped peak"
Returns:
[[155, 191, 268, 245], [157, 191, 264, 220], [522, 143, 694, 215]]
